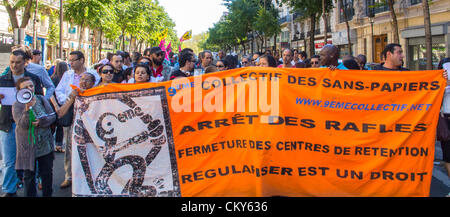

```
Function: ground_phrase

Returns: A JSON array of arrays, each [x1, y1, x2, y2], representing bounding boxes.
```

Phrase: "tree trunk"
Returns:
[[322, 0, 328, 44], [32, 0, 38, 49], [256, 36, 260, 53], [91, 29, 96, 63], [339, 0, 352, 56], [20, 0, 34, 28], [308, 14, 316, 57], [251, 36, 254, 54], [121, 29, 126, 51], [423, 0, 433, 70], [78, 24, 84, 50], [259, 36, 264, 53], [2, 1, 19, 28], [273, 34, 276, 54], [98, 29, 103, 61], [265, 36, 268, 52], [138, 40, 143, 53], [387, 0, 399, 44]]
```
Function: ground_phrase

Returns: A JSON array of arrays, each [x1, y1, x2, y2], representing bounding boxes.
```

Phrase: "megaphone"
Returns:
[[16, 88, 33, 104]]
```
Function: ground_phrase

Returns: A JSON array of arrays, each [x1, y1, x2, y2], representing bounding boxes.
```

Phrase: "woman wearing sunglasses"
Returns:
[[97, 64, 116, 86], [215, 60, 226, 71]]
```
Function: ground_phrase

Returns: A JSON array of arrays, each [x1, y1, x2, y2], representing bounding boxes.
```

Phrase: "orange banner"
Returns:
[[75, 67, 445, 197]]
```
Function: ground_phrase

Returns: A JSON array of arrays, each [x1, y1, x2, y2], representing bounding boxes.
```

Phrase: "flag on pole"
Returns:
[[165, 42, 172, 61], [180, 30, 192, 42], [159, 28, 168, 41], [159, 38, 166, 49]]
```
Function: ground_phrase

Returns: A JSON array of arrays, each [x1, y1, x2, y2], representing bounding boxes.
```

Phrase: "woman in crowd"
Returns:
[[50, 61, 68, 153], [224, 55, 238, 70], [12, 77, 57, 197], [134, 63, 152, 83], [97, 64, 116, 86], [215, 60, 226, 71], [204, 66, 218, 74], [123, 67, 134, 83], [258, 55, 278, 68], [137, 56, 152, 65]]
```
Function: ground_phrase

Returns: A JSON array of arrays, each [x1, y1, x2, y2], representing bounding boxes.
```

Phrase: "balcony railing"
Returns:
[[39, 25, 48, 35], [292, 12, 303, 20], [278, 15, 292, 24]]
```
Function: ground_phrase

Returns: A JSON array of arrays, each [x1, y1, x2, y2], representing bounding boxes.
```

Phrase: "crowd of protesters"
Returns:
[[0, 42, 449, 197]]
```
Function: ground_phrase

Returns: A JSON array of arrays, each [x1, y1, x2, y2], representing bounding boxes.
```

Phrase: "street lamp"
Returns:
[[368, 7, 375, 63]]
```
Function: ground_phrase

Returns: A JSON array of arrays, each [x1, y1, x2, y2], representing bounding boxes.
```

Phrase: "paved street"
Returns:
[[1, 142, 449, 197]]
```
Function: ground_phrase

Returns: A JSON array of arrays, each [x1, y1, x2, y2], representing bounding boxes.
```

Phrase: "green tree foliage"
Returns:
[[254, 2, 280, 51], [64, 0, 113, 49], [63, 0, 178, 52], [2, 0, 34, 29], [47, 9, 59, 47], [204, 0, 280, 53]]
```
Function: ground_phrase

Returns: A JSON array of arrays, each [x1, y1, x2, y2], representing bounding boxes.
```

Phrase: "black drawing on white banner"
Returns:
[[73, 87, 180, 197]]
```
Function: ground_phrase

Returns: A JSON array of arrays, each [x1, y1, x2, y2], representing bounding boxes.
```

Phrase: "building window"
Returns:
[[410, 0, 422, 5], [281, 31, 290, 42], [408, 36, 446, 70], [366, 0, 389, 15], [339, 0, 354, 23]]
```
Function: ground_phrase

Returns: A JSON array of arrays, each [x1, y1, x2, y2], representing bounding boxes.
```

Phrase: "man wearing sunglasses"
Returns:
[[149, 47, 172, 82], [310, 55, 320, 68], [241, 56, 252, 67]]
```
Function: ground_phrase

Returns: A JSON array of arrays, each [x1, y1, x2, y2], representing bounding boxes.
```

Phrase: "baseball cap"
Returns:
[[32, 49, 41, 55]]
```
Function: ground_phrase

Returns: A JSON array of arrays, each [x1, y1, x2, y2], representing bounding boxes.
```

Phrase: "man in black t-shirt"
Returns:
[[109, 52, 124, 83], [170, 51, 195, 80], [379, 43, 409, 71]]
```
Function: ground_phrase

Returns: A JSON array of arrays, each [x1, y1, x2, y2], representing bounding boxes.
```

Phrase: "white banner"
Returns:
[[72, 87, 180, 197]]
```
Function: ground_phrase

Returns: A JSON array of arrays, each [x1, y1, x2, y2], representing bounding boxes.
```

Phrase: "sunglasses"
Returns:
[[311, 61, 319, 64], [101, 69, 114, 74], [242, 61, 248, 64], [216, 65, 225, 68]]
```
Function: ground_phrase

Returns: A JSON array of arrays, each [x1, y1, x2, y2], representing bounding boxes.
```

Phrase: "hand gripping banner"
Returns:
[[72, 67, 446, 197]]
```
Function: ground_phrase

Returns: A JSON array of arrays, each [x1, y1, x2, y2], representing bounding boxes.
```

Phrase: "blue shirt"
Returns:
[[321, 63, 349, 70], [26, 63, 55, 99]]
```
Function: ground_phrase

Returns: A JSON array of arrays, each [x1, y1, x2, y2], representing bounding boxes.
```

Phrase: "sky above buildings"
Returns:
[[159, 0, 228, 38]]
